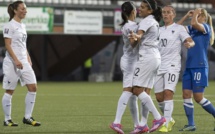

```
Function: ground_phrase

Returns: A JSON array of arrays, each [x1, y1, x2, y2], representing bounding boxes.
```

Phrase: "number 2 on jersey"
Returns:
[[134, 68, 140, 76]]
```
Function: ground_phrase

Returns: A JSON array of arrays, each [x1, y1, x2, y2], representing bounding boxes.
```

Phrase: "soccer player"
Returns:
[[178, 8, 215, 131], [128, 0, 166, 133], [2, 1, 41, 126], [109, 2, 139, 134], [154, 5, 195, 132]]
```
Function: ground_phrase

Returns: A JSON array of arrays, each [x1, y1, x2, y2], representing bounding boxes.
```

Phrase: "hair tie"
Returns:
[[145, 0, 152, 10]]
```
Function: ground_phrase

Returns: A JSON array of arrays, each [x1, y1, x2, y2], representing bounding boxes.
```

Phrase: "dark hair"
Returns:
[[120, 1, 136, 26], [8, 0, 24, 21], [143, 0, 162, 22]]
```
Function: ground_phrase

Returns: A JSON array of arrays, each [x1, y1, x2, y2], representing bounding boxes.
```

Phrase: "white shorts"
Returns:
[[120, 57, 136, 88], [133, 54, 161, 89], [154, 71, 180, 93], [2, 61, 37, 90]]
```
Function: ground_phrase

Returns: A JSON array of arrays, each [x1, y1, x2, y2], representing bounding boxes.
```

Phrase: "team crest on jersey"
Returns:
[[4, 28, 9, 34], [172, 30, 175, 34]]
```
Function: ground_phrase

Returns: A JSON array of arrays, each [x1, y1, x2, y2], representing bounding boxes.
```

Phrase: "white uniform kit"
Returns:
[[121, 20, 138, 88], [133, 15, 161, 89], [2, 19, 36, 89], [154, 23, 190, 93]]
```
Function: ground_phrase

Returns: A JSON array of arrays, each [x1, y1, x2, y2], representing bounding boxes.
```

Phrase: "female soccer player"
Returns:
[[109, 1, 139, 134], [128, 0, 166, 133], [2, 1, 40, 126], [178, 8, 215, 131], [154, 5, 194, 132]]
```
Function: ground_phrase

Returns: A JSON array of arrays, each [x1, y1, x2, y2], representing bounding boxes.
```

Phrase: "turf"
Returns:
[[0, 81, 214, 134]]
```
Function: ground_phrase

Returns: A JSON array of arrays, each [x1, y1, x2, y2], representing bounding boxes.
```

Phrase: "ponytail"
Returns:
[[120, 1, 136, 26], [152, 6, 162, 22], [207, 14, 214, 45], [120, 12, 128, 26], [8, 4, 14, 21]]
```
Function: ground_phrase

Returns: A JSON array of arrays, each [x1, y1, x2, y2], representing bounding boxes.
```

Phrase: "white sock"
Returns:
[[138, 92, 161, 120], [164, 100, 173, 126], [158, 101, 165, 114], [25, 92, 36, 119], [128, 95, 139, 127], [114, 91, 132, 124], [139, 103, 149, 126], [2, 93, 12, 121]]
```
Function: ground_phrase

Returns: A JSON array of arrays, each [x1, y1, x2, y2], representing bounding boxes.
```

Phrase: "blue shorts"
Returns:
[[182, 68, 208, 93]]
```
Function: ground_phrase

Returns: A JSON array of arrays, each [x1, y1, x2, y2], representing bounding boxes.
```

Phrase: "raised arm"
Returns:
[[177, 10, 194, 25], [190, 8, 205, 33]]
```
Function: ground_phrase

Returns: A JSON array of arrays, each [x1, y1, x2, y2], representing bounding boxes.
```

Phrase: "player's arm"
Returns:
[[4, 38, 23, 69], [183, 37, 195, 49], [128, 30, 144, 47], [191, 8, 205, 33], [177, 10, 194, 25], [26, 50, 32, 66]]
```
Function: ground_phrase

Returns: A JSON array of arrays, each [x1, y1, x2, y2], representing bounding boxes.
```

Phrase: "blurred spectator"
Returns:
[[83, 58, 92, 81]]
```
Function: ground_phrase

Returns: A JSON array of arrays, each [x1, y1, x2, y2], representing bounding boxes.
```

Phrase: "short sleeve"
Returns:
[[138, 18, 153, 32], [179, 25, 191, 42], [3, 23, 13, 38], [202, 23, 210, 34]]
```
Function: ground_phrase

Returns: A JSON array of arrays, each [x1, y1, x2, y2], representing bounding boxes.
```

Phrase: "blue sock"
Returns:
[[199, 98, 215, 118], [183, 99, 195, 126]]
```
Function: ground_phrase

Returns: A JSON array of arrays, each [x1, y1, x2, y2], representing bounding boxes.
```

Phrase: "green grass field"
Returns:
[[0, 81, 214, 134]]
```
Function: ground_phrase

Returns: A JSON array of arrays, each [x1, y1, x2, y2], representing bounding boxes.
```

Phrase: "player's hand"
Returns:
[[186, 10, 194, 17], [15, 60, 23, 69], [184, 41, 195, 49], [128, 30, 137, 41]]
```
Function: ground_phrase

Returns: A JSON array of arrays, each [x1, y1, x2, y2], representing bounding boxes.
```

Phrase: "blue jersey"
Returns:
[[186, 23, 211, 68]]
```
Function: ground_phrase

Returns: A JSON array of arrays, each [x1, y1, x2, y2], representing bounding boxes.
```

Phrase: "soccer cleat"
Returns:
[[149, 116, 166, 133], [3, 120, 18, 126], [23, 117, 41, 126], [130, 125, 149, 134], [109, 123, 124, 134], [167, 119, 175, 131], [179, 125, 196, 131], [158, 124, 168, 132]]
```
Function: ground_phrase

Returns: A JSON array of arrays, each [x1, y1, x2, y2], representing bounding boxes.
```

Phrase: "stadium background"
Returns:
[[0, 0, 214, 82]]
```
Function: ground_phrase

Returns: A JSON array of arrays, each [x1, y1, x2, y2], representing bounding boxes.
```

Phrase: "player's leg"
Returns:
[[110, 88, 132, 134], [162, 71, 179, 131], [139, 88, 150, 126], [110, 58, 134, 134], [154, 74, 168, 132], [192, 68, 215, 130], [20, 63, 40, 126], [180, 68, 195, 131], [132, 57, 165, 133], [128, 94, 139, 128], [2, 61, 19, 126]]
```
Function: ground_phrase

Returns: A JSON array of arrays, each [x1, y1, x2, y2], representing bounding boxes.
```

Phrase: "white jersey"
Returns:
[[121, 20, 138, 60], [158, 23, 190, 73], [3, 19, 28, 63], [138, 15, 160, 57]]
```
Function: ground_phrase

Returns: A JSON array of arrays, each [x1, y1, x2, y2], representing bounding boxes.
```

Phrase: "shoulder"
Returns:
[[3, 21, 13, 28]]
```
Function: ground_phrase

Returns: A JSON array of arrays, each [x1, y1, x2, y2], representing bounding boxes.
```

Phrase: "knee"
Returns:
[[182, 90, 192, 99], [164, 90, 174, 100], [28, 85, 37, 92], [155, 93, 164, 102], [193, 96, 203, 103]]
